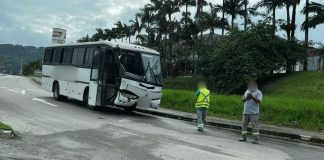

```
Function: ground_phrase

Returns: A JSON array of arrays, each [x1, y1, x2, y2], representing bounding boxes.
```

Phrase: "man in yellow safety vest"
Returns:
[[195, 81, 210, 131]]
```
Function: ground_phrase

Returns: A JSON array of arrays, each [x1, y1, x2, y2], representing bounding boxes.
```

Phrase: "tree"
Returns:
[[254, 0, 285, 29], [179, 0, 196, 32], [220, 0, 246, 30], [291, 0, 300, 38], [301, 2, 324, 29], [129, 17, 144, 42], [209, 19, 304, 93], [77, 34, 91, 42], [91, 28, 105, 41]]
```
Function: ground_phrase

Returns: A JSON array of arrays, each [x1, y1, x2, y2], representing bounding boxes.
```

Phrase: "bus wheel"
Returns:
[[123, 104, 136, 113], [53, 83, 67, 101]]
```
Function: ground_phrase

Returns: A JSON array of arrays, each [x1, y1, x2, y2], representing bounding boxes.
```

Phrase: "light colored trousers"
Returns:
[[196, 108, 207, 128], [241, 114, 260, 136]]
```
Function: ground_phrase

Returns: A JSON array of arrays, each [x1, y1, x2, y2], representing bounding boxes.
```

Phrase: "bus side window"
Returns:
[[91, 50, 100, 80], [72, 48, 85, 66], [72, 48, 79, 65], [44, 48, 53, 64], [62, 47, 73, 64], [52, 48, 62, 64], [84, 48, 94, 67]]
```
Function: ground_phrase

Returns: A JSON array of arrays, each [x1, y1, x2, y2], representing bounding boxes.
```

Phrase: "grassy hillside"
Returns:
[[261, 70, 324, 99], [161, 89, 324, 130], [161, 71, 324, 130]]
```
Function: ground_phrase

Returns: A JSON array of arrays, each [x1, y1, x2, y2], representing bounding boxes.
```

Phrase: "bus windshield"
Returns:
[[120, 50, 162, 86]]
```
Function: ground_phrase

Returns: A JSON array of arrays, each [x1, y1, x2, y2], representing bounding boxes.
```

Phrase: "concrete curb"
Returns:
[[135, 108, 324, 145]]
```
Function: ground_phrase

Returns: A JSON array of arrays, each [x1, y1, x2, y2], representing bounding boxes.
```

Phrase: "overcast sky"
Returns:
[[0, 0, 323, 47]]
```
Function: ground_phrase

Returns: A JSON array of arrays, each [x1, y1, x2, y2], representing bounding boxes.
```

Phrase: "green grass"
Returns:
[[161, 89, 324, 131], [262, 70, 324, 99], [0, 121, 12, 131]]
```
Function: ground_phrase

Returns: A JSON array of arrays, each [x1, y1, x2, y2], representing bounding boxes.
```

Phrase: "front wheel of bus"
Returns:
[[53, 83, 67, 101]]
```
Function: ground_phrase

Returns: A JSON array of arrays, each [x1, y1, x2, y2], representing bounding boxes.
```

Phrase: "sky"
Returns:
[[0, 0, 323, 47]]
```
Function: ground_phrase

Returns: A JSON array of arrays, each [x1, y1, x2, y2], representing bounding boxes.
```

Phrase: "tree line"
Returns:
[[78, 0, 324, 92]]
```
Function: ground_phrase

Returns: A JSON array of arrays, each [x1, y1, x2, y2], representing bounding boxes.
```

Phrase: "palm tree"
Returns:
[[301, 2, 324, 29], [91, 28, 105, 41], [284, 0, 291, 40], [291, 0, 300, 38], [195, 0, 208, 34], [222, 0, 246, 30], [179, 0, 196, 32], [114, 21, 125, 42], [254, 0, 285, 29], [129, 17, 143, 42], [209, 3, 229, 35], [123, 24, 132, 43], [303, 0, 309, 45], [196, 0, 208, 17]]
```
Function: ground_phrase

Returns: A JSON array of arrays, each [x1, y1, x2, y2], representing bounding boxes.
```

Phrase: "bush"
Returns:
[[207, 20, 305, 93]]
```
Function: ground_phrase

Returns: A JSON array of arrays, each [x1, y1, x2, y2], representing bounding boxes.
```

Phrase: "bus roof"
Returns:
[[47, 41, 160, 55]]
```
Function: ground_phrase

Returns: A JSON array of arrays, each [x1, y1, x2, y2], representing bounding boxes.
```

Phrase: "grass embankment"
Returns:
[[0, 121, 12, 131], [161, 71, 324, 131]]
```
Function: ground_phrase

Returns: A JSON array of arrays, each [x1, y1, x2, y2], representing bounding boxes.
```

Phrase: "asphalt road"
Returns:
[[0, 75, 323, 160]]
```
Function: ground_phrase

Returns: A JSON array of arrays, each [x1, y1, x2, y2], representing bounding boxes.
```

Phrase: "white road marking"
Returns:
[[32, 98, 57, 107], [0, 86, 6, 89], [7, 89, 26, 95]]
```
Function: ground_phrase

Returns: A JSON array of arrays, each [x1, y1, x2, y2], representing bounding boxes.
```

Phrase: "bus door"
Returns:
[[96, 48, 120, 106], [89, 49, 100, 106]]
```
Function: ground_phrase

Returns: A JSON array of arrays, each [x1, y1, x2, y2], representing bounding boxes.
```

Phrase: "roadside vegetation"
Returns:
[[22, 59, 42, 77], [162, 70, 324, 131], [161, 89, 324, 131], [0, 121, 12, 131]]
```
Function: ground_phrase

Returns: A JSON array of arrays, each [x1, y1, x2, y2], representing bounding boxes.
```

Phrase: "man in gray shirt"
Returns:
[[239, 80, 263, 144]]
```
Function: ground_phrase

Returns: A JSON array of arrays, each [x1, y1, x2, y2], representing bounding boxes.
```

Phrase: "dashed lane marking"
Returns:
[[7, 89, 26, 95]]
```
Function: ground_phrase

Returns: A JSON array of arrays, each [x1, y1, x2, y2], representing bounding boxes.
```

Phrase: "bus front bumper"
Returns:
[[114, 92, 161, 109]]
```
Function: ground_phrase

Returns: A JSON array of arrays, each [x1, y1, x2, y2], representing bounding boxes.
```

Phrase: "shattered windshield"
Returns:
[[141, 53, 162, 85], [119, 50, 162, 86]]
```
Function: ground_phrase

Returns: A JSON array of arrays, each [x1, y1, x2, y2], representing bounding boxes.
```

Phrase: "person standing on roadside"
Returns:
[[195, 81, 210, 132], [239, 80, 263, 144]]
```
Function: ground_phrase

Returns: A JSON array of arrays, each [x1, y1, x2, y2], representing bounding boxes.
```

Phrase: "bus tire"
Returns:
[[123, 104, 136, 113], [53, 83, 67, 101]]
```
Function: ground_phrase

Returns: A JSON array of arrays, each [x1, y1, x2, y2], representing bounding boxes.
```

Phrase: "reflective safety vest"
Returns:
[[195, 88, 210, 109]]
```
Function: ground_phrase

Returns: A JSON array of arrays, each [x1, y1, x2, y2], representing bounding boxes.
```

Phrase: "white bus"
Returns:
[[42, 41, 162, 111]]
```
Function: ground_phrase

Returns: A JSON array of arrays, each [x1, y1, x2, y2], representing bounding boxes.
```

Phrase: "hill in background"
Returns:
[[0, 44, 44, 75]]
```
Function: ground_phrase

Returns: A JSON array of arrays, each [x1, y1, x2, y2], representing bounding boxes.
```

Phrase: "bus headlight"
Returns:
[[120, 90, 138, 99]]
